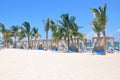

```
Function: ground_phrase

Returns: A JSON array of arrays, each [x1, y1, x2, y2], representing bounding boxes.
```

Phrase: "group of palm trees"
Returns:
[[43, 14, 85, 50], [0, 3, 107, 51], [0, 22, 40, 49]]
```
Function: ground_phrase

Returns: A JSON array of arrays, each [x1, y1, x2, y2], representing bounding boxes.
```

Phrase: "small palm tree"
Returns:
[[21, 22, 32, 49], [0, 23, 8, 48], [18, 29, 26, 41], [52, 28, 63, 46], [32, 27, 41, 49], [11, 26, 19, 48], [4, 29, 13, 48]]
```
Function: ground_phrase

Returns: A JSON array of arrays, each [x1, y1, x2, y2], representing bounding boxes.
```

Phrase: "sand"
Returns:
[[0, 49, 120, 80]]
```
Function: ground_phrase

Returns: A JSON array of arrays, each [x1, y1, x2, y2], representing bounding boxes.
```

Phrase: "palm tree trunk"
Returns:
[[103, 30, 106, 37], [35, 38, 37, 49], [28, 36, 31, 49], [31, 37, 33, 49], [103, 30, 107, 53], [46, 33, 48, 50], [67, 36, 70, 52], [98, 33, 100, 47], [14, 36, 17, 48], [77, 39, 80, 52], [7, 42, 9, 48], [3, 37, 5, 48]]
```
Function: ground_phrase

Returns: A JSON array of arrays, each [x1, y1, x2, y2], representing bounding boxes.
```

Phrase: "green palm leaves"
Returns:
[[11, 26, 19, 48], [0, 23, 13, 48], [90, 3, 107, 47], [90, 18, 103, 37], [21, 22, 32, 49], [42, 18, 57, 50], [32, 27, 41, 41], [91, 3, 107, 37], [57, 14, 84, 49]]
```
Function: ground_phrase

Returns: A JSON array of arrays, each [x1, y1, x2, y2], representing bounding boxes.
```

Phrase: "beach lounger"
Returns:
[[51, 47, 58, 51], [38, 47, 43, 50], [108, 48, 114, 53], [68, 47, 78, 52], [94, 49, 105, 55]]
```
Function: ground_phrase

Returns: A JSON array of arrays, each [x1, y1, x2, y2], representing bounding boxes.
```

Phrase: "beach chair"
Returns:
[[38, 47, 43, 50], [93, 46, 105, 55], [108, 47, 114, 53], [94, 49, 105, 55], [51, 46, 58, 51], [68, 46, 78, 52]]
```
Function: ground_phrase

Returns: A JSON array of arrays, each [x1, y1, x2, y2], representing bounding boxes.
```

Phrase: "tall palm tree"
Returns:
[[58, 14, 85, 50], [91, 3, 107, 37], [11, 26, 19, 48], [42, 18, 51, 50], [21, 22, 32, 49], [32, 27, 41, 48], [57, 14, 73, 49], [91, 3, 107, 51]]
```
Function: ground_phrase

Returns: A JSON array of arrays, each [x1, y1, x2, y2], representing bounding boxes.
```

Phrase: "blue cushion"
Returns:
[[94, 49, 105, 55], [51, 48, 58, 51], [68, 48, 78, 52], [86, 47, 91, 51], [38, 47, 43, 50]]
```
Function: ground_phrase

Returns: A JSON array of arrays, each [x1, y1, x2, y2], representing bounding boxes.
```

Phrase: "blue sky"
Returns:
[[0, 0, 120, 41]]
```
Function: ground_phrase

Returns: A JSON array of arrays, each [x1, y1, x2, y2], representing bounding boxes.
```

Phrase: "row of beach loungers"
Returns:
[[37, 46, 120, 55], [12, 45, 120, 54]]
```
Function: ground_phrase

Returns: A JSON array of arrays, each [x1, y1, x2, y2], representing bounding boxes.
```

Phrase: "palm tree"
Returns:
[[52, 27, 63, 48], [0, 23, 6, 40], [11, 26, 19, 48], [51, 20, 57, 33], [18, 29, 26, 41], [57, 14, 73, 49], [32, 27, 41, 49], [42, 18, 51, 50], [91, 3, 107, 51], [4, 29, 13, 48], [21, 22, 32, 49], [91, 3, 107, 37], [71, 23, 85, 51], [57, 14, 85, 50], [0, 23, 7, 48], [90, 18, 103, 46], [32, 27, 41, 41]]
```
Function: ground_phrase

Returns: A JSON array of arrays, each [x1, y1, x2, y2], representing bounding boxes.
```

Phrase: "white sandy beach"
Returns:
[[0, 49, 120, 80]]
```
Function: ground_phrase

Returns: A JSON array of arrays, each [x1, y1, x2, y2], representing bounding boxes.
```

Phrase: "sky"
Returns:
[[0, 0, 120, 41]]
